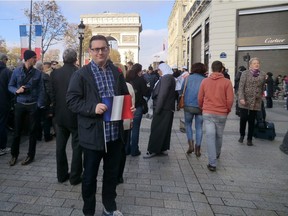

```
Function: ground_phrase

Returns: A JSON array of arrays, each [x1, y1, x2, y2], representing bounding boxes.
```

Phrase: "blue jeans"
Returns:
[[184, 111, 203, 146], [203, 114, 227, 167], [130, 106, 143, 155]]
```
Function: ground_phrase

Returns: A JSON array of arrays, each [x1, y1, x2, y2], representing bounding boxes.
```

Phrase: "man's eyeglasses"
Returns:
[[90, 46, 109, 53]]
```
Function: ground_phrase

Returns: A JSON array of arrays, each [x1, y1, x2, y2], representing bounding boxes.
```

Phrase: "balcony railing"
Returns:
[[183, 0, 211, 31]]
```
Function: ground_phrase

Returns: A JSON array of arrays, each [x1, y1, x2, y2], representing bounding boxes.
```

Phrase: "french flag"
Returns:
[[102, 95, 133, 122], [35, 25, 42, 60], [19, 25, 28, 60]]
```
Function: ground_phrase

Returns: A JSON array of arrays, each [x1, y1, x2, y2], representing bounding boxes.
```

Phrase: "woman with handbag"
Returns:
[[182, 63, 206, 156], [126, 63, 150, 156]]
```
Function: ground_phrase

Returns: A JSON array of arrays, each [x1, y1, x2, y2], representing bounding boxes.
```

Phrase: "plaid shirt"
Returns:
[[91, 61, 119, 142]]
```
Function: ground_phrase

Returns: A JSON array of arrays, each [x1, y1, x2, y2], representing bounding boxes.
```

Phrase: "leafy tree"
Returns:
[[43, 49, 60, 63], [7, 47, 21, 68], [64, 23, 92, 55], [25, 0, 68, 59], [0, 37, 8, 54]]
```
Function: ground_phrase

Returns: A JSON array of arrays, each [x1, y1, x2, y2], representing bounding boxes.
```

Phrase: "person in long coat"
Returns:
[[238, 57, 266, 146], [50, 48, 83, 185], [265, 72, 274, 108], [143, 63, 176, 158]]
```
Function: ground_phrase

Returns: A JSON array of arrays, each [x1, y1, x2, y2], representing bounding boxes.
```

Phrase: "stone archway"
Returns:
[[81, 13, 142, 65]]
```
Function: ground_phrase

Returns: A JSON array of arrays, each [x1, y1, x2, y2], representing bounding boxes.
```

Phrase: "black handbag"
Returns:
[[142, 98, 148, 114]]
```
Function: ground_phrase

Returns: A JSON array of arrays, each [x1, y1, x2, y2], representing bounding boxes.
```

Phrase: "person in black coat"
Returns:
[[265, 72, 274, 108], [66, 35, 132, 216], [0, 53, 12, 155], [144, 63, 176, 158], [50, 48, 82, 185]]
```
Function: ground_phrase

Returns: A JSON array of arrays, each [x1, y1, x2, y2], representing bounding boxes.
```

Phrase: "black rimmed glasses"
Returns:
[[90, 46, 109, 54]]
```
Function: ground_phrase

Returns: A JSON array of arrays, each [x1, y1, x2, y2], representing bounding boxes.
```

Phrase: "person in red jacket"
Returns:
[[198, 60, 234, 171]]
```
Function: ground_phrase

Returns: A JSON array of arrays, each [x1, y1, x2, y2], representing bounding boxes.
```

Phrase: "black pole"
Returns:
[[29, 0, 32, 50], [79, 35, 83, 67]]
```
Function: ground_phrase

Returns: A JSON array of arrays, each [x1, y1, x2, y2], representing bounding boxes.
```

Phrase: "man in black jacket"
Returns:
[[0, 53, 12, 155], [66, 35, 133, 216], [50, 48, 82, 185]]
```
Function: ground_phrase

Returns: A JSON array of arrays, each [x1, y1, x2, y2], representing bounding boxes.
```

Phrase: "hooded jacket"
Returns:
[[198, 72, 234, 115]]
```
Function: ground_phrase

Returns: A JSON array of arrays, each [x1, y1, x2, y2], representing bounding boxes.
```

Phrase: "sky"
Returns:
[[0, 0, 175, 68]]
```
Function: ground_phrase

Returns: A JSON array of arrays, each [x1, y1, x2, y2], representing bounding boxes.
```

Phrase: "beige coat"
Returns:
[[238, 70, 266, 111]]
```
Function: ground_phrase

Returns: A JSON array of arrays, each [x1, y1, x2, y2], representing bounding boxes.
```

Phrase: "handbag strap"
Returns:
[[182, 77, 188, 96]]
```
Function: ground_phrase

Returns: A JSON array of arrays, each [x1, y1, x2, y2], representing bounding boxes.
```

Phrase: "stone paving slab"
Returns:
[[0, 104, 287, 216]]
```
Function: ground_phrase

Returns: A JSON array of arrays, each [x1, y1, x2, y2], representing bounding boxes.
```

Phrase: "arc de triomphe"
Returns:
[[81, 13, 142, 65]]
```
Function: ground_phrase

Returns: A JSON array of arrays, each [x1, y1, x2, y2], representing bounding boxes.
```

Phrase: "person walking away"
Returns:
[[198, 60, 234, 171], [0, 53, 12, 155], [50, 48, 83, 185], [66, 35, 133, 216], [234, 66, 246, 116], [144, 63, 176, 158], [238, 57, 266, 146], [8, 50, 45, 166], [126, 63, 150, 156], [143, 65, 159, 119], [183, 63, 206, 157], [265, 72, 274, 108]]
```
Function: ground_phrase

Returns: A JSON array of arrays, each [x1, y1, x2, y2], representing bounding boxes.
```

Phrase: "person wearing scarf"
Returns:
[[238, 57, 266, 146], [143, 63, 176, 158]]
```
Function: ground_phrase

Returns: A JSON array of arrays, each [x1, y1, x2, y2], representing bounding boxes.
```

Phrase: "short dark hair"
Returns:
[[211, 61, 223, 72], [191, 62, 206, 74], [89, 35, 109, 48], [126, 63, 142, 82]]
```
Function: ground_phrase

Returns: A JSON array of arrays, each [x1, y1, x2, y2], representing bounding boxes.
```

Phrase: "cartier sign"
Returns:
[[238, 35, 288, 46], [265, 38, 285, 44]]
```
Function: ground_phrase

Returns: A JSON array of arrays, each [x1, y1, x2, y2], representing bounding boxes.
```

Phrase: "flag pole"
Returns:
[[28, 0, 32, 50]]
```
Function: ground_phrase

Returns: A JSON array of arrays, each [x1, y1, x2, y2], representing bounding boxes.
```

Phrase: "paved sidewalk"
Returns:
[[0, 105, 288, 216]]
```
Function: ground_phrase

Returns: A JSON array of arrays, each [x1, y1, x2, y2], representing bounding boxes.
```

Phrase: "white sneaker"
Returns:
[[102, 208, 123, 216], [143, 151, 156, 159], [0, 147, 11, 156], [1, 147, 11, 153]]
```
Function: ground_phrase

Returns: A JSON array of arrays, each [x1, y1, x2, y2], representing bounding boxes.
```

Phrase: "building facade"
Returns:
[[168, 0, 288, 81], [81, 13, 142, 65]]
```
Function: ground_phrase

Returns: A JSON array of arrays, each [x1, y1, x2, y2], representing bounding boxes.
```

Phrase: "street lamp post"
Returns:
[[78, 20, 85, 67]]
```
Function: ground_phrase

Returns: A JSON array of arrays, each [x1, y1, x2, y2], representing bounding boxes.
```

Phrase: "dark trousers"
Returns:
[[239, 108, 257, 141], [35, 108, 52, 140], [266, 97, 273, 108], [148, 110, 174, 153], [82, 140, 122, 215], [0, 108, 9, 149], [56, 124, 82, 184], [118, 129, 131, 179], [11, 103, 37, 158]]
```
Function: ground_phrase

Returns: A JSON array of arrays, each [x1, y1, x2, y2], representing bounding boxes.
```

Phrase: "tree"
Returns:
[[7, 47, 21, 68], [25, 0, 68, 59], [64, 23, 92, 55], [43, 49, 60, 63], [0, 37, 8, 54]]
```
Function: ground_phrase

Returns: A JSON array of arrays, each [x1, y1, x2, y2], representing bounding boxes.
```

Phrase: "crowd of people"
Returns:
[[1, 34, 288, 216]]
